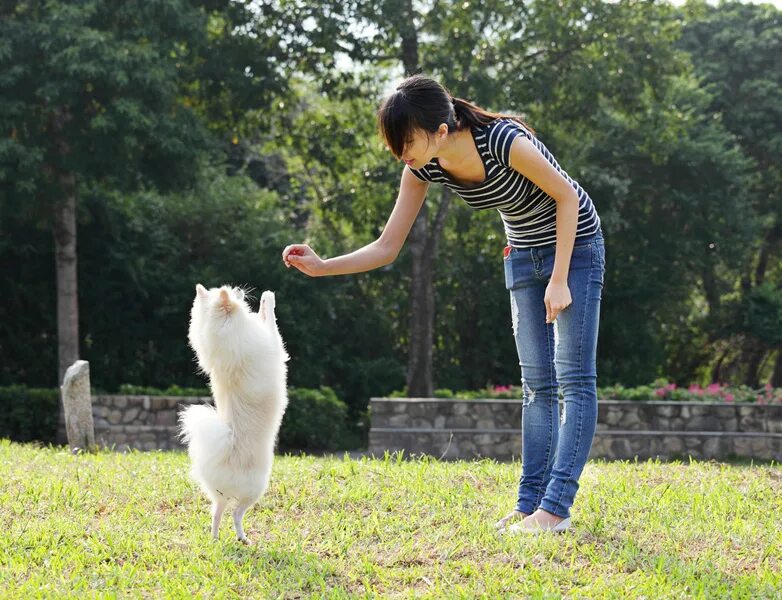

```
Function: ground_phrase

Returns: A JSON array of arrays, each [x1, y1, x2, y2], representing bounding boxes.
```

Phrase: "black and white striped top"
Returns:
[[409, 118, 601, 248]]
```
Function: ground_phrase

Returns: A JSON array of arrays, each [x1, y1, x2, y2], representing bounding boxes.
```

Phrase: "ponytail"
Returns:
[[451, 97, 535, 136]]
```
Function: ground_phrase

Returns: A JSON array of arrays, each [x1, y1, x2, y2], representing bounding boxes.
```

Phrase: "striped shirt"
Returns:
[[409, 118, 601, 248]]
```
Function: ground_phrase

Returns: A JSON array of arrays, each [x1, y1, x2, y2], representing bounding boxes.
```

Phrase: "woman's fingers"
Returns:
[[282, 244, 312, 268]]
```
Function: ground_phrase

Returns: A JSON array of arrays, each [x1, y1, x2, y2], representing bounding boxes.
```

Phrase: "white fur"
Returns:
[[179, 284, 289, 542]]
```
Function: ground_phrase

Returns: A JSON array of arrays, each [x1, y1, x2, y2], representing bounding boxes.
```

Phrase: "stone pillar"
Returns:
[[60, 360, 95, 452]]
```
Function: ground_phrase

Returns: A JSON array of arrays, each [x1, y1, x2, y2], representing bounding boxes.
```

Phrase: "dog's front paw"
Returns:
[[259, 290, 275, 323]]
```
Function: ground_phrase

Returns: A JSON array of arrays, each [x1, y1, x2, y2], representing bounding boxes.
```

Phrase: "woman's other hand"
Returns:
[[544, 280, 572, 323]]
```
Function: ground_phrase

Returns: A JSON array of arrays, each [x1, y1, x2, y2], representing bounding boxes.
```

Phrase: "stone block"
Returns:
[[472, 404, 492, 417], [732, 437, 752, 456], [452, 403, 469, 416], [108, 410, 123, 425], [610, 438, 632, 459], [113, 396, 128, 409], [619, 411, 641, 429], [605, 409, 622, 426], [61, 360, 95, 452], [122, 407, 140, 424], [668, 417, 684, 430], [739, 414, 765, 432], [662, 436, 683, 453], [702, 437, 721, 457], [156, 411, 178, 427]]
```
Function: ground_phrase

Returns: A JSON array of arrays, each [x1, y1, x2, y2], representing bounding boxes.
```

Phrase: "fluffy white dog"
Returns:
[[179, 284, 289, 543]]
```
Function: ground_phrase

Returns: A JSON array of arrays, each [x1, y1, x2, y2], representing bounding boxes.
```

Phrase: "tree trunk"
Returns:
[[406, 204, 435, 397], [54, 171, 79, 384], [406, 189, 452, 396], [53, 172, 79, 445]]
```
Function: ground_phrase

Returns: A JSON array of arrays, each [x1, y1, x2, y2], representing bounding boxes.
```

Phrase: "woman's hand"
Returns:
[[544, 279, 572, 323], [282, 244, 328, 277]]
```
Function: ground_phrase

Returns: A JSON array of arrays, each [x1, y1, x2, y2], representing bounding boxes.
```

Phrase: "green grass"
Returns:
[[1, 440, 780, 599]]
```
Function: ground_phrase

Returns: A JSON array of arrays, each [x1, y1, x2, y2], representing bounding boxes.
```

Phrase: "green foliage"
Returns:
[[116, 384, 210, 397], [0, 386, 60, 442], [279, 387, 350, 451], [391, 381, 782, 404]]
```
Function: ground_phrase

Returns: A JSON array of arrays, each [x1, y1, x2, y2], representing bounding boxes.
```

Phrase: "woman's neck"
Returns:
[[436, 127, 474, 166]]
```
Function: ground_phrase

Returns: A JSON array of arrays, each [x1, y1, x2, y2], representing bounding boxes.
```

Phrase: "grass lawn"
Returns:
[[1, 439, 780, 599]]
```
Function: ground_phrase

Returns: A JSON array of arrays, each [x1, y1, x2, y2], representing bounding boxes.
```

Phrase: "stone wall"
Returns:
[[92, 395, 208, 451], [368, 398, 782, 461]]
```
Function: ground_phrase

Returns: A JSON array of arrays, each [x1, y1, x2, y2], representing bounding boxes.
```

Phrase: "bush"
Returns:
[[279, 386, 350, 451], [389, 381, 782, 403], [0, 386, 60, 443], [116, 384, 210, 397]]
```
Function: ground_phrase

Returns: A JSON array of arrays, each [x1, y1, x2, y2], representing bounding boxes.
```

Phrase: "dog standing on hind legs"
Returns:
[[179, 284, 289, 543]]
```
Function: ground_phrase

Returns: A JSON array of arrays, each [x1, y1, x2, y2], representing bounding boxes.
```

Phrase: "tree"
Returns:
[[0, 1, 291, 383], [678, 0, 782, 386]]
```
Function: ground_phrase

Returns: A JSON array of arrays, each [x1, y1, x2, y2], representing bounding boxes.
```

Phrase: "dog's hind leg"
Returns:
[[211, 498, 228, 539], [232, 499, 253, 544]]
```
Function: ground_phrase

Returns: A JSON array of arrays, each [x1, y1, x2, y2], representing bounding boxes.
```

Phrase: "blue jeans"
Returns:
[[503, 230, 606, 519]]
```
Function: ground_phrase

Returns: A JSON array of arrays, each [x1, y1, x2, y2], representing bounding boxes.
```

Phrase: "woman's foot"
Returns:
[[494, 510, 528, 531], [507, 508, 571, 534], [522, 509, 565, 528]]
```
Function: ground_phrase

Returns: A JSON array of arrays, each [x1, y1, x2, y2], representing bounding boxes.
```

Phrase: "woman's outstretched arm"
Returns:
[[282, 167, 429, 277]]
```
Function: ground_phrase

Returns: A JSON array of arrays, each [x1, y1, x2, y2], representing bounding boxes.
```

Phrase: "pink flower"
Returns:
[[757, 396, 765, 404], [493, 385, 512, 393], [706, 383, 722, 394], [725, 393, 735, 403], [655, 388, 667, 397], [688, 384, 701, 393], [665, 383, 677, 391], [765, 383, 773, 391]]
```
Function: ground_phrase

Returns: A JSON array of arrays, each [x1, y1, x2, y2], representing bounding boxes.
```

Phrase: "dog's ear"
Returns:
[[218, 288, 233, 314], [196, 284, 208, 298]]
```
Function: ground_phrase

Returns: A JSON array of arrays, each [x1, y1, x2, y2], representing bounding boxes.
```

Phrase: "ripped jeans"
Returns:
[[503, 230, 605, 519]]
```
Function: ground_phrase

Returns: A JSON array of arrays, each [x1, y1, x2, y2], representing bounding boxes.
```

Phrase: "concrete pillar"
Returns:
[[60, 360, 95, 452]]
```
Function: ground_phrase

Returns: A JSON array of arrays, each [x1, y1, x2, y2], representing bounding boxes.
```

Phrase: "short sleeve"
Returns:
[[408, 165, 432, 182], [486, 119, 534, 167]]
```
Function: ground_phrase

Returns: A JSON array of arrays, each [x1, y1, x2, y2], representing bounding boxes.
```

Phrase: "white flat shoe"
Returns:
[[494, 511, 527, 532], [505, 516, 572, 534]]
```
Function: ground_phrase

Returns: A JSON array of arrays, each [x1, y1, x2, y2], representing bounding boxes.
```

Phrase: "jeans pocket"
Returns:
[[504, 252, 515, 290]]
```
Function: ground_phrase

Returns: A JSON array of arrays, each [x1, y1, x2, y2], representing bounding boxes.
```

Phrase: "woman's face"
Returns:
[[399, 124, 448, 168]]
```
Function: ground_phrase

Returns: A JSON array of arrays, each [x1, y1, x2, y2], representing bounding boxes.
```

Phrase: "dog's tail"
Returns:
[[178, 403, 232, 466]]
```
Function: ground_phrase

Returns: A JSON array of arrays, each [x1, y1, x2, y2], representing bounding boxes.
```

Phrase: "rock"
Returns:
[[122, 407, 139, 424], [60, 360, 95, 452], [156, 411, 178, 427]]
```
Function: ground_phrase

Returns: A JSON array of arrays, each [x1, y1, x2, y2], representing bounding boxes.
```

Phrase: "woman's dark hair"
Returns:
[[377, 74, 535, 159]]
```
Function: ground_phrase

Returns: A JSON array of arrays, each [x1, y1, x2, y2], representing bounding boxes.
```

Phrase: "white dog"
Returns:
[[179, 284, 288, 543]]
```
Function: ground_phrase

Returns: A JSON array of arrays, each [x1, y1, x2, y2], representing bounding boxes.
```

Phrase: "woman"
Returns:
[[282, 75, 605, 534]]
